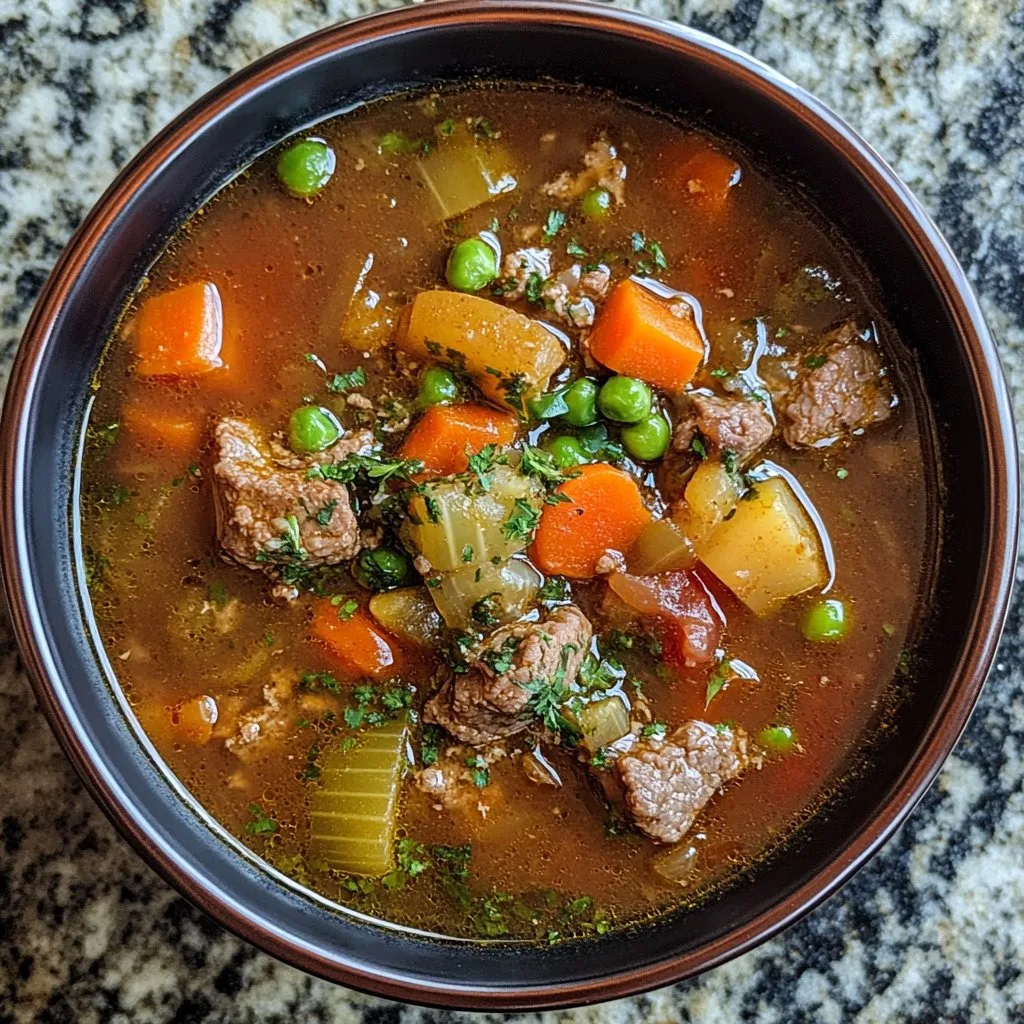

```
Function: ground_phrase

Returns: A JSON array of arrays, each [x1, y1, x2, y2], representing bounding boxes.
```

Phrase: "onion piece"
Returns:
[[627, 518, 697, 575]]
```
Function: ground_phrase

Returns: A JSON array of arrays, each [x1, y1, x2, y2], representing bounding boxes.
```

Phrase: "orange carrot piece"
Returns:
[[399, 403, 518, 478], [121, 395, 204, 456], [310, 602, 402, 679], [135, 280, 224, 377], [674, 148, 741, 212], [170, 695, 219, 744], [588, 279, 705, 392], [530, 463, 653, 578]]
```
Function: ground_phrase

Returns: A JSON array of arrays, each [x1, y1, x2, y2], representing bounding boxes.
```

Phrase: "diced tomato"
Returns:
[[607, 570, 720, 666]]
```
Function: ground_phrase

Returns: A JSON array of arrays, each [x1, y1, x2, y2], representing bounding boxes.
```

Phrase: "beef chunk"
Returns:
[[778, 322, 894, 447], [211, 417, 371, 577], [674, 393, 775, 462], [424, 606, 593, 745], [500, 248, 611, 327], [617, 720, 749, 844]]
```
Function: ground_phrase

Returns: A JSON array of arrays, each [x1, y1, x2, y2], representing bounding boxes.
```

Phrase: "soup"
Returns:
[[80, 86, 933, 941]]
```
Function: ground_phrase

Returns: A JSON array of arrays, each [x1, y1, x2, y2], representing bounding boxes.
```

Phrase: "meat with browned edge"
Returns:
[[616, 720, 749, 843], [777, 322, 894, 447], [424, 606, 592, 745], [673, 392, 774, 463], [211, 417, 372, 580]]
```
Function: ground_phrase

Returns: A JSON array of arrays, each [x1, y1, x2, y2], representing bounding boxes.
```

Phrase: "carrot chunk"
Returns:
[[311, 602, 402, 679], [135, 280, 224, 377], [530, 463, 653, 578], [121, 395, 203, 456], [588, 279, 705, 392], [399, 403, 518, 478], [674, 148, 742, 212]]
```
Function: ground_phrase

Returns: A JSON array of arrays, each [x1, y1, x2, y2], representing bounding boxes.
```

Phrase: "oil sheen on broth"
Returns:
[[80, 86, 932, 941]]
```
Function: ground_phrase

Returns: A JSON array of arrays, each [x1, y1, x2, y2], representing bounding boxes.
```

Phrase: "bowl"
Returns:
[[0, 0, 1017, 1009]]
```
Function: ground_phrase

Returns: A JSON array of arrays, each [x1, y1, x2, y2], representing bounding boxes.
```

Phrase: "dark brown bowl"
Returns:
[[0, 0, 1017, 1009]]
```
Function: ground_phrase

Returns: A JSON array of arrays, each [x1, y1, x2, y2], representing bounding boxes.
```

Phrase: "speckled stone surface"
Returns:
[[1, 1, 1023, 1021]]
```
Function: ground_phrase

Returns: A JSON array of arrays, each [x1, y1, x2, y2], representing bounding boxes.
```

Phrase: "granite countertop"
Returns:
[[1, 1, 1023, 1021]]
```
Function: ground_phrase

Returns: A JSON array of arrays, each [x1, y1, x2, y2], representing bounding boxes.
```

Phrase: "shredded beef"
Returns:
[[778, 322, 894, 447], [424, 606, 593, 745], [211, 417, 371, 576], [617, 720, 749, 844], [541, 139, 627, 206]]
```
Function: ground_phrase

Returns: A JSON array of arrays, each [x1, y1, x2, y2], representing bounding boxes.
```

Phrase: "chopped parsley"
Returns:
[[642, 721, 667, 740], [502, 498, 541, 542], [313, 499, 338, 526], [300, 670, 342, 694], [521, 445, 572, 485], [308, 453, 424, 488], [542, 209, 567, 242], [705, 657, 733, 707], [330, 596, 359, 620], [470, 117, 499, 139], [538, 575, 571, 604], [327, 367, 367, 393], [480, 635, 521, 675], [465, 754, 490, 788], [709, 366, 730, 379], [566, 238, 589, 259], [630, 231, 669, 276], [690, 435, 708, 460], [420, 724, 444, 767], [245, 804, 278, 836], [471, 593, 502, 628], [804, 354, 828, 370], [836, 467, 849, 480], [524, 271, 547, 305]]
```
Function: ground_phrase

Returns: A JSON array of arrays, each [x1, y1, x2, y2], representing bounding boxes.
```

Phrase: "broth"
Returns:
[[79, 85, 932, 941]]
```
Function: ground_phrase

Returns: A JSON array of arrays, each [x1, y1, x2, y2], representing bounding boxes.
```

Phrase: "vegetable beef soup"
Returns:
[[80, 86, 934, 941]]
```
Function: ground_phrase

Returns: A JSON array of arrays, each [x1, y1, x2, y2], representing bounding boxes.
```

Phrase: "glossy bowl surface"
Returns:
[[0, 0, 1017, 1009]]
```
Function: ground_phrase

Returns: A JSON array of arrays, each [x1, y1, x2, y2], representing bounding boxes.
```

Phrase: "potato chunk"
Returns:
[[696, 476, 826, 615], [395, 291, 566, 410]]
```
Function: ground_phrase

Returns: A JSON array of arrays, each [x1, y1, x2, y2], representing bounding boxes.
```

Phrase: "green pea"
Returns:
[[542, 434, 588, 469], [758, 725, 797, 756], [276, 139, 335, 197], [417, 366, 459, 407], [802, 598, 850, 643], [580, 186, 613, 219], [597, 376, 652, 423], [528, 387, 570, 421], [352, 547, 412, 591], [563, 378, 599, 427], [288, 406, 341, 453], [446, 238, 499, 293], [621, 413, 671, 461]]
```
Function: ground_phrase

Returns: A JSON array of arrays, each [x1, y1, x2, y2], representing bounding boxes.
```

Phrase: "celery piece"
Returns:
[[309, 719, 408, 876]]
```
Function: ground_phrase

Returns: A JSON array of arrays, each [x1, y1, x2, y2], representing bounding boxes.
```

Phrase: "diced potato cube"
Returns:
[[395, 291, 566, 410], [417, 125, 518, 222], [696, 476, 827, 615], [673, 460, 742, 548]]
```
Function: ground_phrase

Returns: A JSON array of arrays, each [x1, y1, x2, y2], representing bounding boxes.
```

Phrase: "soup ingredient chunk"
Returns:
[[288, 405, 342, 453], [417, 123, 518, 221], [224, 670, 324, 761], [310, 718, 408, 875], [617, 720, 750, 844], [696, 475, 827, 615], [532, 464, 652, 578], [424, 605, 592, 744], [276, 138, 336, 197], [135, 280, 224, 378], [622, 413, 672, 461], [211, 417, 369, 577], [597, 376, 653, 424], [673, 147, 742, 212], [777, 321, 893, 447], [446, 237, 500, 292], [802, 598, 850, 643], [311, 602, 403, 680], [399, 403, 518, 478], [674, 392, 774, 463], [542, 139, 627, 207], [396, 290, 566, 410], [588, 280, 705, 392], [417, 366, 460, 408], [579, 186, 614, 219], [401, 464, 542, 572]]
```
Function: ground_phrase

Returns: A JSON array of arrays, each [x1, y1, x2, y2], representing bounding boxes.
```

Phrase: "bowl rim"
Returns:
[[1, 0, 1018, 1008]]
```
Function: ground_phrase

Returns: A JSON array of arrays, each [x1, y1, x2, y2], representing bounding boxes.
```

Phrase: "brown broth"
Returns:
[[79, 85, 933, 941]]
